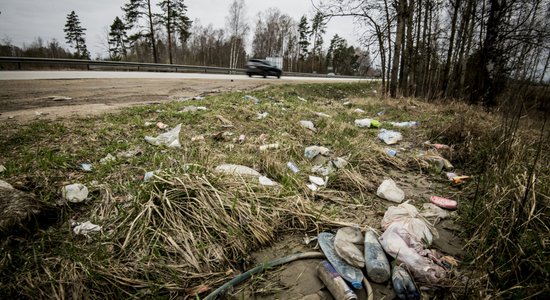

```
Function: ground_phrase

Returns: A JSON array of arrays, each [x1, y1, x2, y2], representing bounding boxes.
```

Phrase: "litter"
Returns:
[[342, 101, 351, 106], [355, 118, 380, 128], [0, 179, 14, 189], [238, 134, 246, 144], [379, 203, 445, 283], [378, 129, 403, 145], [317, 261, 358, 300], [259, 176, 278, 186], [299, 120, 317, 132], [0, 165, 5, 173], [34, 111, 49, 116], [192, 96, 205, 100], [304, 146, 330, 160], [377, 179, 405, 203], [145, 124, 182, 148], [80, 163, 92, 172], [244, 95, 260, 104], [318, 232, 364, 289], [191, 135, 205, 142], [117, 148, 142, 158], [430, 196, 458, 210], [180, 106, 208, 113], [100, 154, 116, 164], [377, 110, 385, 116], [392, 265, 421, 300], [62, 183, 88, 203], [143, 171, 155, 182], [144, 121, 154, 127], [256, 112, 269, 120], [353, 108, 365, 113], [424, 141, 450, 150], [364, 230, 391, 283], [334, 227, 364, 268], [156, 122, 169, 129], [422, 155, 453, 171], [446, 172, 470, 184], [390, 121, 419, 128], [309, 175, 326, 186], [287, 162, 300, 173], [259, 143, 279, 151], [420, 203, 450, 219], [311, 165, 335, 176], [297, 96, 307, 102], [386, 148, 397, 156], [331, 157, 349, 169], [216, 115, 233, 127], [307, 183, 319, 191], [48, 95, 72, 101], [215, 164, 261, 177], [73, 221, 102, 236], [315, 112, 331, 118]]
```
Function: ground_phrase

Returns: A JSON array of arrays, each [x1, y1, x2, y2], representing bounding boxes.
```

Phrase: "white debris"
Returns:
[[311, 165, 335, 176], [315, 112, 331, 118], [156, 122, 169, 129], [0, 179, 14, 189], [257, 112, 269, 119], [0, 165, 6, 173], [353, 108, 365, 114], [143, 171, 155, 182], [307, 183, 319, 191], [145, 124, 182, 148], [378, 129, 403, 145], [299, 120, 317, 132], [144, 121, 154, 127], [100, 154, 116, 164], [304, 146, 330, 159], [62, 183, 89, 203], [298, 96, 308, 102], [215, 164, 261, 177], [332, 157, 349, 169], [80, 164, 92, 172], [420, 203, 450, 219], [180, 106, 208, 113], [244, 95, 260, 104], [390, 121, 419, 128], [259, 176, 278, 186], [309, 175, 326, 186], [73, 221, 102, 236], [48, 95, 72, 101], [259, 143, 279, 151], [376, 179, 405, 203]]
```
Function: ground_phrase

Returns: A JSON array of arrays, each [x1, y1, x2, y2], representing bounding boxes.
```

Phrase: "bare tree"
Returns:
[[226, 0, 249, 69]]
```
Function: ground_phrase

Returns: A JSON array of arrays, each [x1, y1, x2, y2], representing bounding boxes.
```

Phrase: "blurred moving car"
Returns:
[[246, 59, 282, 78]]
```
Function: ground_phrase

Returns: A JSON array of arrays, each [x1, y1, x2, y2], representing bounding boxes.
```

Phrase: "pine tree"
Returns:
[[158, 0, 192, 64], [108, 16, 129, 60], [297, 15, 310, 61], [310, 12, 326, 72], [123, 0, 158, 63], [64, 11, 89, 59]]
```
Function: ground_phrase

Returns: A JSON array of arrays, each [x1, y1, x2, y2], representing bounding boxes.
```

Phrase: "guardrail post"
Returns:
[[137, 66, 140, 71], [18, 62, 21, 70], [87, 64, 90, 71]]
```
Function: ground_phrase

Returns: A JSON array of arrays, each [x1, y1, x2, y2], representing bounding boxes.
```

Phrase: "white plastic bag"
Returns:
[[299, 120, 317, 132], [62, 183, 88, 203], [215, 164, 261, 177], [378, 129, 403, 145], [73, 221, 102, 236], [304, 146, 330, 159], [334, 227, 365, 268], [354, 118, 372, 128], [145, 124, 182, 148], [381, 203, 438, 244], [377, 179, 405, 203]]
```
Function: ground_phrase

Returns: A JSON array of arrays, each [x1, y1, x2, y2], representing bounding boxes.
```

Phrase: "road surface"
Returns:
[[0, 71, 371, 122]]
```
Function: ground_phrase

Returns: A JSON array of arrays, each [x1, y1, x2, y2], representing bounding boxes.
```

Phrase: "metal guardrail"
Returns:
[[0, 56, 364, 79]]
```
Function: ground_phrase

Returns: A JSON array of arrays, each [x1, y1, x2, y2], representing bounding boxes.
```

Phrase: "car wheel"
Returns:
[[277, 74, 281, 79]]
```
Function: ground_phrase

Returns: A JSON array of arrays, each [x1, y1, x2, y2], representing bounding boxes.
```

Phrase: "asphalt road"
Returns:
[[0, 70, 369, 81]]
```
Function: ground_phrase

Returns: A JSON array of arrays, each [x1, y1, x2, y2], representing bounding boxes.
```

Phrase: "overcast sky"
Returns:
[[0, 0, 359, 59]]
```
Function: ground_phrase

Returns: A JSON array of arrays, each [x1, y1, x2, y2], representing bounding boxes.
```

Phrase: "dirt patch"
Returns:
[[0, 78, 276, 122]]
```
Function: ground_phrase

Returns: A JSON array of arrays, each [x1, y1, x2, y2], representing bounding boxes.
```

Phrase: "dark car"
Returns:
[[246, 59, 282, 78]]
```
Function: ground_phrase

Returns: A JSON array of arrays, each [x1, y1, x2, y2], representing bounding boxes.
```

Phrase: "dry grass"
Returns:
[[1, 82, 547, 298]]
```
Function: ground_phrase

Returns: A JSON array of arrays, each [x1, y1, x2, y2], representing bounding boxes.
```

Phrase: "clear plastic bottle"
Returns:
[[318, 232, 364, 289], [317, 260, 358, 300]]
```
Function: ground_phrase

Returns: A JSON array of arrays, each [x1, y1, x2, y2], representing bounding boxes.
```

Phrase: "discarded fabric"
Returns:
[[145, 124, 182, 148]]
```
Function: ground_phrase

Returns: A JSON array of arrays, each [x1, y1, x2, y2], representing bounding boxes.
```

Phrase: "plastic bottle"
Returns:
[[364, 230, 391, 283], [318, 232, 364, 289], [317, 260, 358, 300], [287, 162, 300, 173], [392, 265, 420, 300]]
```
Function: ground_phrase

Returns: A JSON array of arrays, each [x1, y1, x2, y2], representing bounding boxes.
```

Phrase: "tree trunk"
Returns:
[[383, 0, 393, 93], [390, 0, 407, 97], [147, 0, 158, 63], [442, 0, 461, 97], [167, 3, 173, 64]]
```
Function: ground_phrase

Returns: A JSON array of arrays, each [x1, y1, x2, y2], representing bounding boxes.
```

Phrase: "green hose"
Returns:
[[204, 252, 325, 300]]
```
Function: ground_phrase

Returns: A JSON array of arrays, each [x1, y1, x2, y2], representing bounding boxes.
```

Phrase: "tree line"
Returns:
[[319, 0, 550, 106], [0, 0, 370, 76]]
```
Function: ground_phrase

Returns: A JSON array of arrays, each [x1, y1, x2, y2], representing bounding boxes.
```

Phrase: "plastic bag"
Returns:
[[381, 203, 438, 244], [145, 124, 182, 148], [355, 118, 380, 128], [215, 164, 261, 177], [334, 227, 365, 268], [62, 183, 88, 203], [377, 179, 405, 203], [304, 146, 330, 159], [378, 129, 403, 145], [299, 120, 317, 132], [73, 221, 101, 236]]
